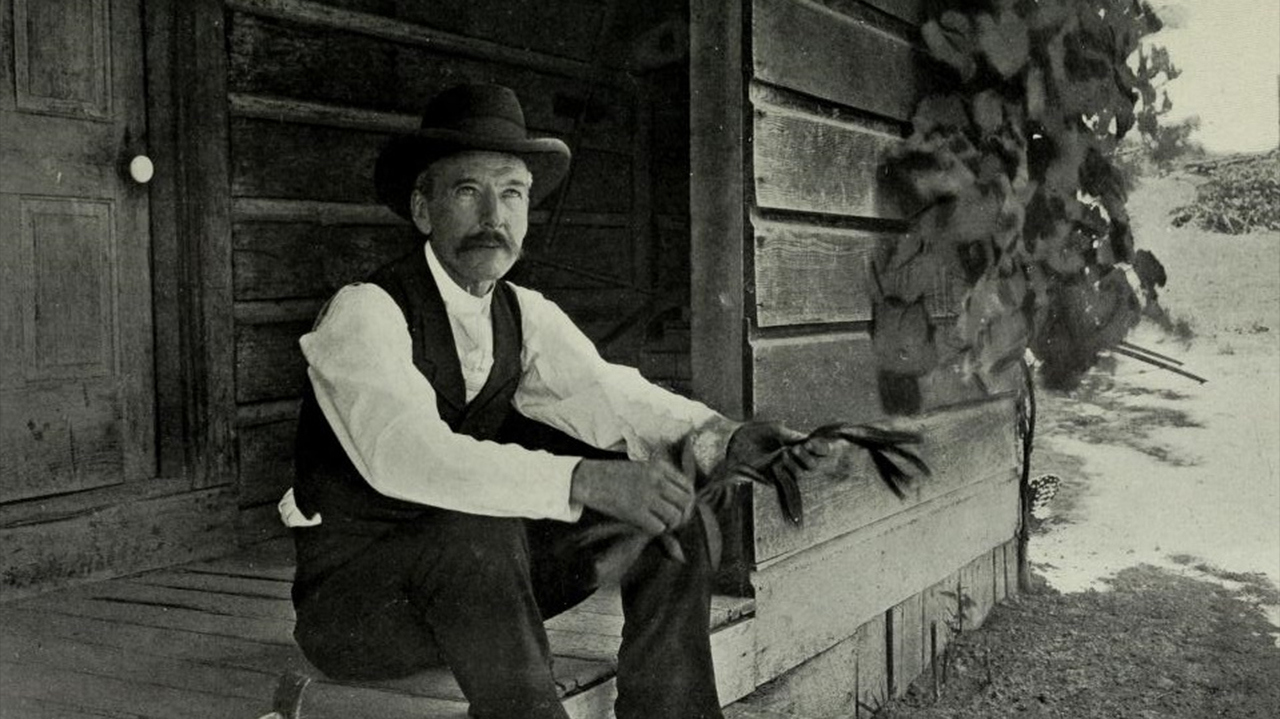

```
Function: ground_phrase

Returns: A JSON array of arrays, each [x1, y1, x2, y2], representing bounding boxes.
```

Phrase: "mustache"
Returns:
[[458, 229, 516, 252]]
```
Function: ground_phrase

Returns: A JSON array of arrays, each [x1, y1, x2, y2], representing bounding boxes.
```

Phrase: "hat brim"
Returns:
[[375, 128, 571, 220]]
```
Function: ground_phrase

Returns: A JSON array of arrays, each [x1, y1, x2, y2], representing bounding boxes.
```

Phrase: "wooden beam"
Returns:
[[146, 0, 237, 486], [224, 0, 625, 84], [753, 0, 923, 123], [751, 90, 910, 220], [750, 474, 1017, 681], [752, 398, 1018, 565], [690, 0, 747, 418], [0, 486, 239, 601]]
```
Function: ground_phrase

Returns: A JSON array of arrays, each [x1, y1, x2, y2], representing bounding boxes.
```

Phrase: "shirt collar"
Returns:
[[425, 242, 493, 316]]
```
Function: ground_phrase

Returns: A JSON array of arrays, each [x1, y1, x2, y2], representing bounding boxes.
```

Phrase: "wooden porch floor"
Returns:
[[0, 539, 757, 718]]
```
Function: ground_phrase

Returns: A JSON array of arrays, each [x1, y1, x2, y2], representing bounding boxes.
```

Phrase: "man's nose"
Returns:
[[478, 189, 502, 228]]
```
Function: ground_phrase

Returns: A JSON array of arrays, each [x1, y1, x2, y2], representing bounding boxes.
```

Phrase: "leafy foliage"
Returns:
[[879, 0, 1174, 391], [1171, 151, 1280, 234]]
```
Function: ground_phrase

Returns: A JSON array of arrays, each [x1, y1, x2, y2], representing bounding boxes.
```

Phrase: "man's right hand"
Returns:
[[570, 459, 694, 535]]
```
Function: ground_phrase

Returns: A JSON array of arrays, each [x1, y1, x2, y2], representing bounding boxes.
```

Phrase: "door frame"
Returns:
[[145, 0, 237, 488]]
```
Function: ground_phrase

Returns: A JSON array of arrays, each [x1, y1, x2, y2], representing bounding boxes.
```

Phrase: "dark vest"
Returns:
[[291, 249, 523, 588]]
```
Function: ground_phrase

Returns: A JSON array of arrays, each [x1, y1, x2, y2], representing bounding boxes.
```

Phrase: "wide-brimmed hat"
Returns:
[[374, 83, 572, 219]]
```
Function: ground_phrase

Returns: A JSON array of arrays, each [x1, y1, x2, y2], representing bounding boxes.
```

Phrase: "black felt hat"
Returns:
[[374, 83, 572, 219]]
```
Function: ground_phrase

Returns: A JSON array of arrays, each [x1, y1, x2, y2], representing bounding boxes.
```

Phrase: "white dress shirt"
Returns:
[[279, 243, 736, 527]]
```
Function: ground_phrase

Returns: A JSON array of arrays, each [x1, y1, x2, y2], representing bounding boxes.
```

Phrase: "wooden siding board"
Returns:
[[225, 10, 632, 148], [234, 320, 310, 404], [238, 419, 296, 507], [229, 118, 631, 213], [890, 592, 924, 698], [750, 331, 1022, 429], [752, 0, 921, 122], [751, 99, 907, 220], [750, 474, 1018, 680], [752, 398, 1018, 565], [232, 222, 420, 300], [0, 487, 238, 601]]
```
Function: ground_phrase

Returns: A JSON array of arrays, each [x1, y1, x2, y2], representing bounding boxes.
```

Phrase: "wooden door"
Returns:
[[1, 0, 154, 502]]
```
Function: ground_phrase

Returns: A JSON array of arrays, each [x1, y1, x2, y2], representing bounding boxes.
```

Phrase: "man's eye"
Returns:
[[502, 188, 527, 200], [455, 186, 479, 198]]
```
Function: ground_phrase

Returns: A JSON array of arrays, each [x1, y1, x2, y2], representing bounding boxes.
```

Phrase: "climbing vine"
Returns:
[[877, 0, 1174, 393]]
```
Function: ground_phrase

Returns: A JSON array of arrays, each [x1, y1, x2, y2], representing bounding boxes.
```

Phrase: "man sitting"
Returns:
[[278, 83, 807, 719]]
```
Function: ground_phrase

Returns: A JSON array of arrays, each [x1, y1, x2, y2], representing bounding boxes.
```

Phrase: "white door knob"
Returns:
[[129, 155, 154, 184]]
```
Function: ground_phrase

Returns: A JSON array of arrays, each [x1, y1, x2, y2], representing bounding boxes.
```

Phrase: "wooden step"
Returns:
[[266, 590, 758, 718]]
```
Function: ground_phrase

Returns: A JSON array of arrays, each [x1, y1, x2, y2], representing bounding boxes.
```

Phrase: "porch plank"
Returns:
[[130, 567, 293, 600], [0, 661, 264, 719]]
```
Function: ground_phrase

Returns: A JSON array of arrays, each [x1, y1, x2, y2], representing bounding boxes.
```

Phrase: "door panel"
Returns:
[[1, 0, 154, 503]]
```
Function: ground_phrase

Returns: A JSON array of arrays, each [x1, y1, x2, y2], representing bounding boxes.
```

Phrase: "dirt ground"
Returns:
[[878, 170, 1280, 717]]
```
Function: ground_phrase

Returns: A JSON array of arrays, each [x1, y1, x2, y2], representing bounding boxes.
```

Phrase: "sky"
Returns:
[[1147, 0, 1280, 154]]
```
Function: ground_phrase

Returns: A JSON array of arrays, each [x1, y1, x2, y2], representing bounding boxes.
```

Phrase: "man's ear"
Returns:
[[409, 189, 432, 235]]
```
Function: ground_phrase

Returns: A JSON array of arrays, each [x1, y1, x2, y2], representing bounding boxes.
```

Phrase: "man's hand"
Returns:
[[570, 459, 694, 535], [725, 421, 833, 476]]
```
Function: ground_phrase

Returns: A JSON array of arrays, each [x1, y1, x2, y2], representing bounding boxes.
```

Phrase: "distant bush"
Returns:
[[1171, 151, 1280, 234]]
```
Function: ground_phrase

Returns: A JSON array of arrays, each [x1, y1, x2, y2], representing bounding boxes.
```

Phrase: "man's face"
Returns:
[[411, 151, 532, 294]]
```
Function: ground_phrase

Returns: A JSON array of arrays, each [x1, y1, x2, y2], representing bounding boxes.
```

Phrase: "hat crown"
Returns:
[[421, 84, 528, 140]]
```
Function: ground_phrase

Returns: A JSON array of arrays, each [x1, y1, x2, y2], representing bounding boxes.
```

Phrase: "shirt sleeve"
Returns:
[[300, 283, 583, 521], [510, 285, 739, 476]]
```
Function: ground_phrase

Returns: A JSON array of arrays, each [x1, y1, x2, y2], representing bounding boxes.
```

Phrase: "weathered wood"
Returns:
[[751, 94, 909, 220], [132, 568, 293, 600], [753, 0, 922, 122], [226, 0, 622, 83], [0, 694, 122, 719], [752, 398, 1018, 566], [0, 383, 124, 503], [235, 320, 310, 404], [750, 474, 1018, 680], [145, 0, 237, 486], [750, 330, 1022, 429], [233, 221, 635, 301], [225, 10, 632, 148], [229, 117, 631, 214], [238, 399, 301, 426], [854, 613, 889, 717], [0, 486, 238, 601], [239, 419, 297, 507], [2, 630, 277, 701], [715, 618, 761, 705], [0, 661, 266, 718], [31, 592, 295, 645], [690, 0, 747, 418], [959, 549, 997, 632], [2, 0, 157, 495], [890, 592, 924, 698], [922, 571, 962, 690], [66, 578, 296, 621]]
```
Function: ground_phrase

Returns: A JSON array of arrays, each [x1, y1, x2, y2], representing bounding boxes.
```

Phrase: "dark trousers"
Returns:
[[291, 504, 723, 719]]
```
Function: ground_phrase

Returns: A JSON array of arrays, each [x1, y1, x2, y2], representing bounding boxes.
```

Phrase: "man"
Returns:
[[279, 83, 808, 719]]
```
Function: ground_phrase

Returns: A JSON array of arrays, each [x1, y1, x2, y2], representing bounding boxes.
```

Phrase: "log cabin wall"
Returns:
[[692, 0, 1023, 707], [223, 0, 696, 536]]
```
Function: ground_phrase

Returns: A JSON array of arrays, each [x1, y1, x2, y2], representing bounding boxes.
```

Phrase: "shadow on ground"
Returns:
[[878, 565, 1280, 719]]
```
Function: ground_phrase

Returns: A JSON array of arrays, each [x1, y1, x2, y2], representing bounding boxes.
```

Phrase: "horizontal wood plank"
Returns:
[[0, 487, 238, 601], [751, 94, 909, 220], [233, 221, 635, 301], [890, 591, 925, 698], [230, 117, 632, 214], [749, 331, 1020, 429], [225, 9, 632, 148], [0, 661, 266, 719], [233, 222, 418, 300], [753, 0, 922, 122], [750, 474, 1017, 680], [227, 0, 619, 82], [753, 216, 953, 327], [752, 398, 1017, 564], [239, 419, 297, 507]]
